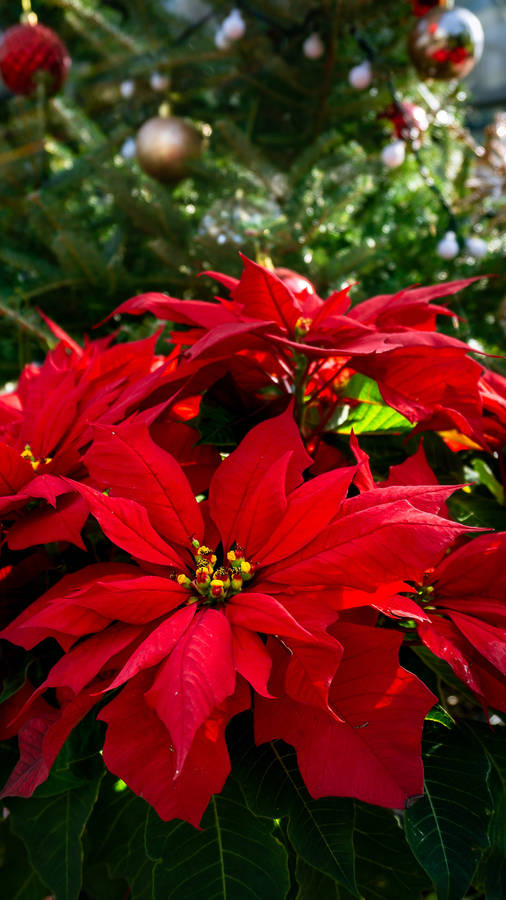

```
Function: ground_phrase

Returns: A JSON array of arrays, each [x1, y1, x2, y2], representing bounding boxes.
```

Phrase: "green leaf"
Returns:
[[447, 489, 506, 530], [7, 752, 104, 900], [231, 733, 358, 896], [425, 705, 455, 728], [84, 775, 153, 900], [467, 722, 506, 900], [145, 778, 290, 900], [0, 818, 49, 900], [295, 856, 354, 899], [352, 803, 431, 900], [405, 722, 491, 900], [470, 458, 504, 505], [334, 374, 412, 435]]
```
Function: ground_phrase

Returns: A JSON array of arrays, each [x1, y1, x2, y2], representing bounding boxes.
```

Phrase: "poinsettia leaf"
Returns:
[[84, 774, 153, 900], [295, 856, 354, 899], [0, 654, 31, 704], [405, 722, 491, 900], [229, 716, 358, 896], [336, 375, 412, 435], [7, 751, 104, 900], [467, 722, 506, 900], [447, 489, 506, 531], [82, 861, 127, 900], [352, 802, 431, 900], [425, 704, 455, 729], [0, 819, 50, 900], [145, 777, 290, 900]]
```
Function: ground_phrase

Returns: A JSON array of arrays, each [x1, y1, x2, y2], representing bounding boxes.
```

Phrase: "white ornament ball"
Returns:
[[120, 79, 135, 99], [437, 231, 459, 260], [303, 33, 324, 60], [465, 235, 488, 259], [120, 137, 137, 159], [381, 140, 406, 168], [150, 71, 169, 92], [221, 9, 246, 42], [215, 26, 231, 50], [348, 60, 373, 90]]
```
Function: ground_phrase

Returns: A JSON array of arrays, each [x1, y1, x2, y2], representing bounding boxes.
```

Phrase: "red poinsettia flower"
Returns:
[[478, 368, 506, 453], [1, 410, 472, 824], [415, 532, 506, 713], [0, 316, 218, 551], [108, 255, 486, 447]]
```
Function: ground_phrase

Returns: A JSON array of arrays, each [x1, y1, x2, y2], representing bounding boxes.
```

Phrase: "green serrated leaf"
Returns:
[[425, 705, 455, 728], [447, 490, 506, 530], [7, 753, 104, 900], [335, 374, 412, 435], [467, 722, 506, 900], [84, 775, 153, 900], [405, 722, 491, 900], [295, 856, 354, 899], [230, 729, 358, 896], [145, 778, 290, 900], [0, 818, 49, 900], [471, 458, 505, 504], [352, 803, 431, 900]]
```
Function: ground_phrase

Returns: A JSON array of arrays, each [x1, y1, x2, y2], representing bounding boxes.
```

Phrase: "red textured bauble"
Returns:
[[0, 23, 71, 96], [385, 101, 429, 143]]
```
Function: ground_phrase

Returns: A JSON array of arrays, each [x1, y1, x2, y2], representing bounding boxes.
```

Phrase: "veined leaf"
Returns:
[[336, 375, 412, 435], [145, 778, 290, 900], [295, 856, 354, 899], [0, 819, 49, 900], [230, 717, 358, 896], [7, 752, 104, 900], [405, 722, 491, 900], [468, 722, 506, 900], [352, 803, 431, 900], [84, 775, 153, 900]]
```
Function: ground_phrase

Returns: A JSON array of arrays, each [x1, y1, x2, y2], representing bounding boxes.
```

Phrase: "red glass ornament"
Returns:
[[0, 23, 71, 96]]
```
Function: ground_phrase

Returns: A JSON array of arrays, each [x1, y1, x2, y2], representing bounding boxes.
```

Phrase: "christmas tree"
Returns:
[[0, 0, 504, 379], [1, 2, 506, 899]]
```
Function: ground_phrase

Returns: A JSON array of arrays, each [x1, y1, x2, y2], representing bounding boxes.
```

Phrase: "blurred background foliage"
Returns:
[[0, 0, 504, 380]]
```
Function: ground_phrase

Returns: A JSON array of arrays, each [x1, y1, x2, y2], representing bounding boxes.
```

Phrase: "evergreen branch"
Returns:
[[0, 299, 54, 349], [49, 0, 144, 53]]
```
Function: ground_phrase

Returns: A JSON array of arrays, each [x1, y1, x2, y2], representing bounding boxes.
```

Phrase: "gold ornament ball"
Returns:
[[408, 7, 484, 80], [136, 116, 203, 182]]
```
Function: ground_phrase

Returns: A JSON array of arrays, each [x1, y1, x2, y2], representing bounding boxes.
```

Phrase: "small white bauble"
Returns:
[[222, 9, 246, 42], [120, 79, 135, 99], [215, 26, 231, 50], [150, 71, 169, 92], [465, 235, 488, 259], [381, 140, 406, 168], [120, 137, 137, 159], [437, 231, 459, 260], [303, 32, 324, 60], [348, 60, 372, 90]]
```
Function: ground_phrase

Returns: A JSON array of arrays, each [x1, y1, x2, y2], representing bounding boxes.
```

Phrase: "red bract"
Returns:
[[0, 318, 218, 551], [415, 532, 506, 712], [109, 255, 485, 447], [1, 409, 473, 824]]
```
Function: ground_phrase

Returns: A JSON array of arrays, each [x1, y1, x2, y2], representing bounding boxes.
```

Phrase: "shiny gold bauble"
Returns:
[[136, 116, 202, 182], [408, 7, 484, 80]]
